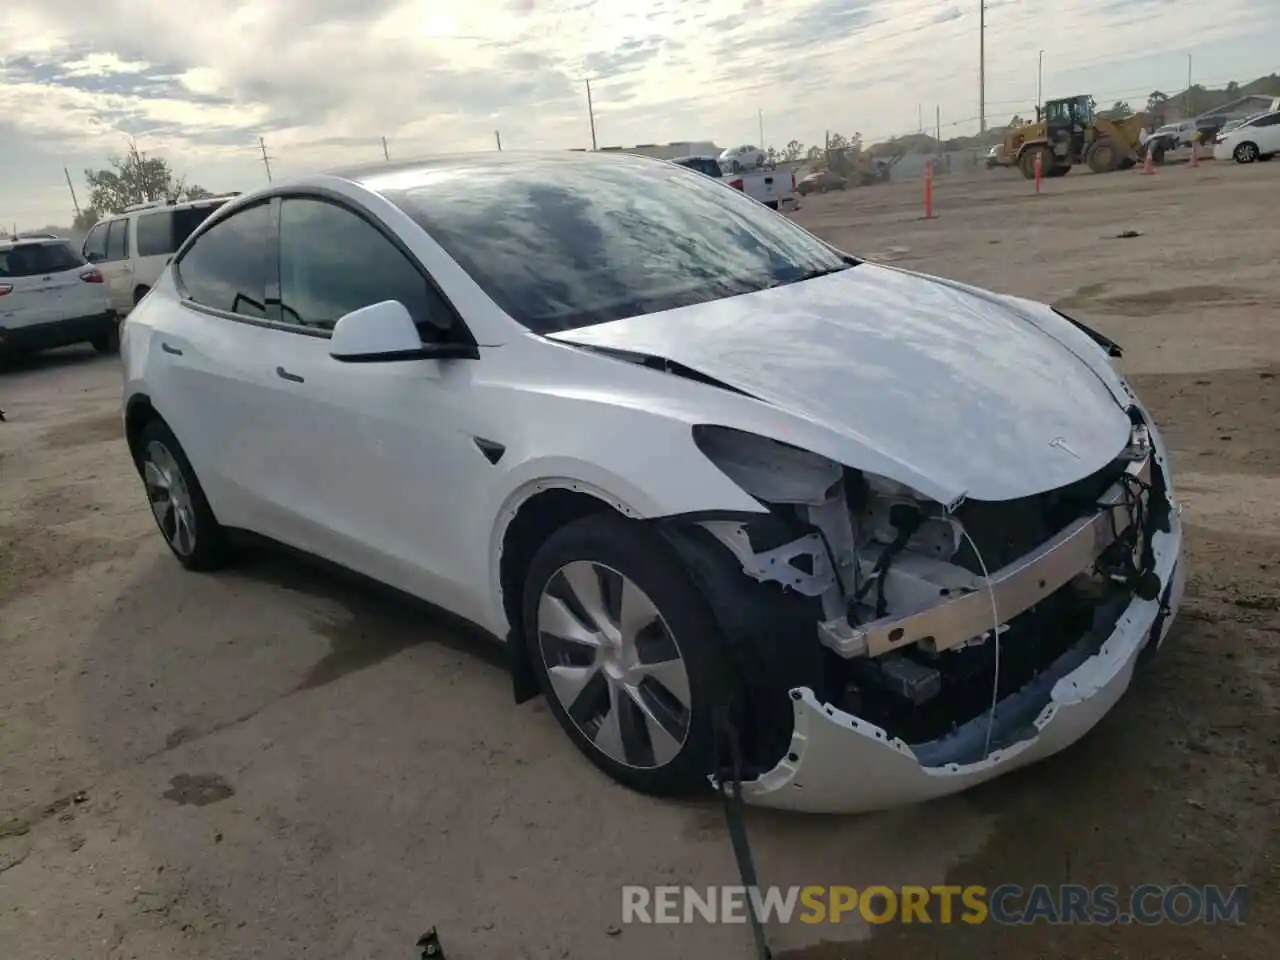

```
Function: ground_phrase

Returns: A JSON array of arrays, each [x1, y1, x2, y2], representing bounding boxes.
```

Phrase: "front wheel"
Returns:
[[1087, 137, 1118, 173], [1019, 146, 1051, 179], [522, 513, 730, 796]]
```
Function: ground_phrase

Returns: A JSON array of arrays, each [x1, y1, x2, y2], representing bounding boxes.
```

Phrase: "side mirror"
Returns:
[[84, 251, 102, 263], [329, 300, 478, 363]]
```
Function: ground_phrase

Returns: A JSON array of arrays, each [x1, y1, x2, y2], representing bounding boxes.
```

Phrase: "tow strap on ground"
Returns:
[[714, 706, 774, 960]]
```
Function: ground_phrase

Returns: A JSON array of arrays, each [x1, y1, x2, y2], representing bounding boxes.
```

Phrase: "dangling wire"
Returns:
[[956, 522, 1002, 761]]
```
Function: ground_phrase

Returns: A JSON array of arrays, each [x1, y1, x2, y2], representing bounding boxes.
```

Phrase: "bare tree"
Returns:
[[84, 140, 215, 214]]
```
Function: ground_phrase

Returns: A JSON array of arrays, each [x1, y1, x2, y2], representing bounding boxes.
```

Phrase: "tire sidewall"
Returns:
[[521, 513, 731, 796], [1234, 143, 1257, 163], [137, 419, 228, 571]]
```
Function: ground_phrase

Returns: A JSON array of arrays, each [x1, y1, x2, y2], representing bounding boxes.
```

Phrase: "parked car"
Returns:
[[122, 151, 1185, 815], [796, 170, 847, 195], [1213, 110, 1280, 163], [984, 145, 1002, 169], [0, 237, 115, 356], [1149, 95, 1280, 153], [81, 194, 239, 317], [669, 154, 796, 210], [718, 144, 767, 173]]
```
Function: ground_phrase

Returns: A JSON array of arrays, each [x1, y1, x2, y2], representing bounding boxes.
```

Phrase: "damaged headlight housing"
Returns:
[[690, 425, 958, 636]]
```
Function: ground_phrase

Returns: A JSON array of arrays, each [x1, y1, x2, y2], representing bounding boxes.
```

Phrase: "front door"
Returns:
[[265, 195, 495, 619]]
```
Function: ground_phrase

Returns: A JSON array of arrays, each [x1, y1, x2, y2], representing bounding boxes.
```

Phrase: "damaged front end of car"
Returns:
[[660, 411, 1185, 815]]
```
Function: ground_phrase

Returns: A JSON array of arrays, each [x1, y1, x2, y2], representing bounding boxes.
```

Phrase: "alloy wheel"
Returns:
[[143, 440, 197, 556], [536, 561, 692, 769]]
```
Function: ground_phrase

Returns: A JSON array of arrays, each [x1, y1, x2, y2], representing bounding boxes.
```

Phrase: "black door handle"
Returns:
[[276, 366, 304, 383], [161, 342, 183, 355]]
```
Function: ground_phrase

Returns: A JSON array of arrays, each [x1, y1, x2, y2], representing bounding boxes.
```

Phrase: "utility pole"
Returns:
[[585, 78, 598, 151], [917, 103, 923, 133], [979, 0, 986, 133], [494, 130, 502, 151], [381, 136, 390, 161], [258, 137, 274, 183], [936, 105, 941, 142], [1185, 53, 1193, 117], [63, 167, 82, 218], [1038, 49, 1045, 115], [758, 109, 764, 147]]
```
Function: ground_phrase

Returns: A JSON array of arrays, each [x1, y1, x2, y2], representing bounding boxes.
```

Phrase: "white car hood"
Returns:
[[550, 263, 1132, 503]]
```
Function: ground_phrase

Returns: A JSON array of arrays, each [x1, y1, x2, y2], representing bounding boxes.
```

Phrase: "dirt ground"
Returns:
[[1, 159, 1276, 960]]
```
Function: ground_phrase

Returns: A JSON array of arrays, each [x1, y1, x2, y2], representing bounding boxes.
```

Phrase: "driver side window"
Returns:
[[278, 197, 454, 339]]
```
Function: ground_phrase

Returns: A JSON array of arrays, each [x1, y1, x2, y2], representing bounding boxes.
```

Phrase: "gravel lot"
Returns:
[[2, 159, 1276, 960]]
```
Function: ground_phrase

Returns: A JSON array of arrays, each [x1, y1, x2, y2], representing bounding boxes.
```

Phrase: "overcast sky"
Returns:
[[2, 0, 1276, 227]]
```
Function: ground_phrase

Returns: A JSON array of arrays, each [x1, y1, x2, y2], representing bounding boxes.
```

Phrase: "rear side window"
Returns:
[[174, 203, 272, 319], [135, 212, 174, 256], [0, 242, 86, 277], [83, 223, 108, 262], [105, 220, 129, 261], [1251, 113, 1280, 127]]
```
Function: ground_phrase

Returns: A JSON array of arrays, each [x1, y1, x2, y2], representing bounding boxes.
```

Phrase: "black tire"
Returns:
[[1234, 142, 1259, 164], [91, 321, 120, 355], [1086, 137, 1118, 173], [133, 285, 151, 305], [522, 512, 731, 796], [1019, 146, 1051, 180], [136, 418, 231, 571]]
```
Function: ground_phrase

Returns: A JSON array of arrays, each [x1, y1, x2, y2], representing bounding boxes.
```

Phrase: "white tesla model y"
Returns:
[[121, 151, 1185, 814]]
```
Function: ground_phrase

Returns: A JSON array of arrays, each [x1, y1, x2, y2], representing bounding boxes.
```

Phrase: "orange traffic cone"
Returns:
[[1141, 148, 1155, 175], [1190, 141, 1199, 168]]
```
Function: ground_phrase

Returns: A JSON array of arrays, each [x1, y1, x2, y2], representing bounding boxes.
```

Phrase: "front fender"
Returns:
[[482, 452, 768, 637]]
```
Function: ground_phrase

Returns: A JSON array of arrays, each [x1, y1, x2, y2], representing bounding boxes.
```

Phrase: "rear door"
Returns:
[[1248, 112, 1280, 152], [96, 218, 134, 313], [153, 200, 284, 535], [0, 242, 102, 329]]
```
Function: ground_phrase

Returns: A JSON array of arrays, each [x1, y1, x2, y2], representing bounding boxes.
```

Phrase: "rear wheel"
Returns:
[[136, 418, 230, 571], [91, 320, 120, 355], [1046, 164, 1071, 178], [1234, 142, 1259, 163], [523, 513, 731, 796]]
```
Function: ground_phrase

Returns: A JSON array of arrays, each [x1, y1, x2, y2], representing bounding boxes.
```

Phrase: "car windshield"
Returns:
[[375, 154, 849, 334]]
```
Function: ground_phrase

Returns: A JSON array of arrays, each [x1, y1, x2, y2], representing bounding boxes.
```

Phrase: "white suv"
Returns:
[[81, 195, 238, 316], [0, 236, 114, 356]]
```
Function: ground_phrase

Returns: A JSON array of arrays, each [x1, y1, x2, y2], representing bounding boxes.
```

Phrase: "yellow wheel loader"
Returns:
[[1000, 95, 1156, 179]]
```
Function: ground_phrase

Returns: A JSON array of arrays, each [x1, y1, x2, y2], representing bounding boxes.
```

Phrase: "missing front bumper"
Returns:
[[735, 506, 1185, 814], [818, 454, 1155, 659]]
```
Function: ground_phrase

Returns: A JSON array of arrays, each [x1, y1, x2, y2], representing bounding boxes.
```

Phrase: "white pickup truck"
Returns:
[[670, 155, 797, 210]]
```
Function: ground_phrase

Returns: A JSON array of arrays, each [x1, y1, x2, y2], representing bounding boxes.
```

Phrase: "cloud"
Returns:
[[0, 0, 1275, 224]]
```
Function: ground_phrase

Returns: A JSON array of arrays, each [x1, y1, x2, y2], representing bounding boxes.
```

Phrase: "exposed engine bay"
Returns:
[[667, 411, 1170, 776]]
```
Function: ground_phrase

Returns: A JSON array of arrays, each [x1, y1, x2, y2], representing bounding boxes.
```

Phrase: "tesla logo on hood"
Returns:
[[1048, 437, 1080, 459]]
